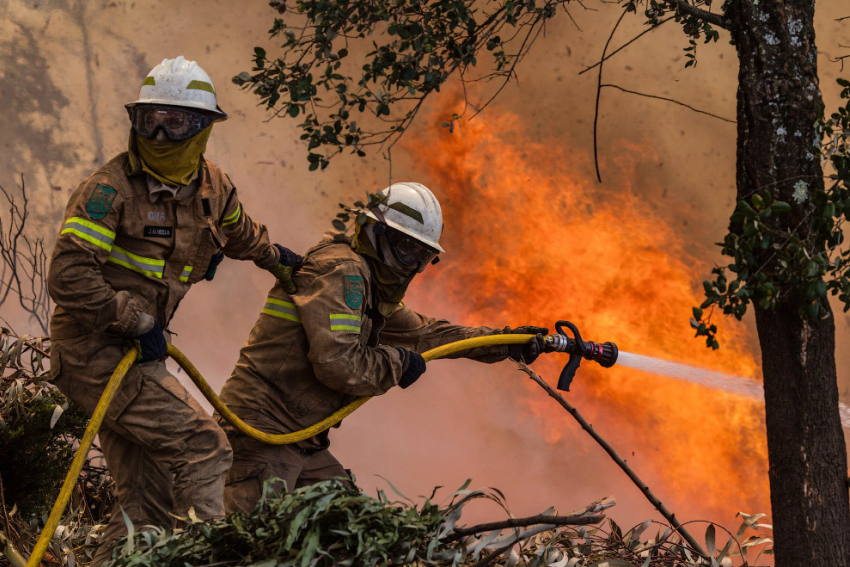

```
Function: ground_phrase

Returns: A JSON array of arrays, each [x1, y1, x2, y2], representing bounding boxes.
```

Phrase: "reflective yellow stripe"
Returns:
[[329, 314, 362, 321], [329, 313, 361, 333], [142, 76, 156, 86], [221, 203, 241, 227], [106, 245, 165, 279], [60, 217, 116, 251], [262, 297, 301, 323], [179, 265, 193, 283], [186, 80, 215, 94]]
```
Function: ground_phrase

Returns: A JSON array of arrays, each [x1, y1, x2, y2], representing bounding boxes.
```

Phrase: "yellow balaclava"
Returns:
[[128, 126, 212, 187], [351, 222, 417, 317]]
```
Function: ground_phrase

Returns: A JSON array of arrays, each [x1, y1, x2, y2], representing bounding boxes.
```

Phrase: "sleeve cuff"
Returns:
[[254, 245, 280, 269], [132, 312, 156, 336]]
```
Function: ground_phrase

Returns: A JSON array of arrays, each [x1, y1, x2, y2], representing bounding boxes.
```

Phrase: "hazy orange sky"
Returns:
[[1, 0, 848, 533]]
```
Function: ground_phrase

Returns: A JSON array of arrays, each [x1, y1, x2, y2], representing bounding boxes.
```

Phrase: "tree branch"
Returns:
[[467, 543, 513, 567], [517, 363, 709, 559], [593, 8, 629, 183], [672, 0, 728, 29], [602, 83, 736, 123], [446, 512, 605, 542], [578, 16, 675, 76]]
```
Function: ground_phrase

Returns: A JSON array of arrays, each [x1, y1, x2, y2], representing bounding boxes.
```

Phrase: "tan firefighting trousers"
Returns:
[[51, 336, 231, 567], [218, 417, 349, 514]]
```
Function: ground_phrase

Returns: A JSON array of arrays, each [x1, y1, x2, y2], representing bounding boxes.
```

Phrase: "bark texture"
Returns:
[[729, 0, 850, 564]]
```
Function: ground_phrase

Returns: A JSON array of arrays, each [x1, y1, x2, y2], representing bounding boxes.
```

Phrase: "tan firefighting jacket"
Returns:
[[218, 234, 510, 451], [48, 152, 274, 416]]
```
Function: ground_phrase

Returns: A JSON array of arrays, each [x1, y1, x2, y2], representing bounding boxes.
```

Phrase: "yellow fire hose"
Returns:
[[23, 333, 535, 567]]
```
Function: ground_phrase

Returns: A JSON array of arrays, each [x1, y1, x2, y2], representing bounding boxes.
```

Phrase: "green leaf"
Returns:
[[771, 201, 792, 214], [806, 301, 820, 318]]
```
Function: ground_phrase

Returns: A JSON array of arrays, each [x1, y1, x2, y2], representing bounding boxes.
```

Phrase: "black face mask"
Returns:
[[383, 226, 438, 268]]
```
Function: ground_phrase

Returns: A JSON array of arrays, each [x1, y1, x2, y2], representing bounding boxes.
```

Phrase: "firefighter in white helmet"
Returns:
[[47, 56, 301, 565], [217, 182, 548, 512]]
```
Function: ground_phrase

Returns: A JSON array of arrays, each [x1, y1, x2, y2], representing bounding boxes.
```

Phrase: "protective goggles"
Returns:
[[127, 105, 222, 142], [384, 226, 439, 268]]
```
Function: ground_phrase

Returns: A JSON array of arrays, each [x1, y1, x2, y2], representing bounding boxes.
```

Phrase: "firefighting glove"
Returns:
[[204, 251, 225, 281], [135, 321, 168, 362], [268, 244, 303, 295], [397, 348, 427, 389], [505, 326, 549, 365]]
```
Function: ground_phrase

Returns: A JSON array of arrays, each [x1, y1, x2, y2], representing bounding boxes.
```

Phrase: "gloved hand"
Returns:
[[268, 244, 303, 295], [135, 321, 168, 362], [204, 251, 225, 281], [397, 348, 426, 389], [505, 325, 549, 365]]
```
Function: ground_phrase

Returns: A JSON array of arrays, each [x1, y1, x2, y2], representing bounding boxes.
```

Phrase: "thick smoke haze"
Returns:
[[1, 0, 848, 531]]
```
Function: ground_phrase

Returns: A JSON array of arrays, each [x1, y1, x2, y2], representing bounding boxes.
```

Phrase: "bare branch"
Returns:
[[470, 23, 542, 120], [593, 8, 629, 183], [672, 0, 728, 29], [0, 175, 52, 334], [518, 362, 709, 559], [445, 512, 605, 542], [578, 16, 675, 76], [602, 83, 736, 123]]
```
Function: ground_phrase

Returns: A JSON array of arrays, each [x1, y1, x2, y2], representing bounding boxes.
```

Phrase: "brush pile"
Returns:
[[100, 479, 772, 567], [0, 329, 114, 567]]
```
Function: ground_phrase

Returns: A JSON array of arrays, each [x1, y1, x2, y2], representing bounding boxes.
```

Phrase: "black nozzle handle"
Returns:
[[555, 321, 582, 392]]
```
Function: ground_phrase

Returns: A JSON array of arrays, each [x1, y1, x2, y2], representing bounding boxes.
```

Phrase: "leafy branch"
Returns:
[[234, 0, 572, 169], [692, 79, 850, 347]]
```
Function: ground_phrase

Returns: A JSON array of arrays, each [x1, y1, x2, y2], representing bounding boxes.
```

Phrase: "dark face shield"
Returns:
[[128, 105, 222, 142], [384, 226, 439, 268]]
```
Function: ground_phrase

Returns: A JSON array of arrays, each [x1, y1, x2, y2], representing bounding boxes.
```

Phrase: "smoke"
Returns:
[[1, 0, 848, 532]]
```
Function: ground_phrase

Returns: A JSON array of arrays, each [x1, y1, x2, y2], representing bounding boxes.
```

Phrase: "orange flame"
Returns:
[[407, 106, 769, 523]]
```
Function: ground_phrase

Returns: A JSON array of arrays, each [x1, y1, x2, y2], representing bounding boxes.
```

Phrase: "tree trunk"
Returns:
[[730, 0, 850, 564]]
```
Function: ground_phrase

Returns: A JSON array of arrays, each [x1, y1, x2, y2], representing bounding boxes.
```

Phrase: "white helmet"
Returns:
[[363, 182, 445, 253], [126, 56, 226, 117]]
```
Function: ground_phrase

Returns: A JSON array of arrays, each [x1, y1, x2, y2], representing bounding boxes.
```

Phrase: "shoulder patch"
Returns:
[[86, 184, 117, 220], [343, 275, 365, 309]]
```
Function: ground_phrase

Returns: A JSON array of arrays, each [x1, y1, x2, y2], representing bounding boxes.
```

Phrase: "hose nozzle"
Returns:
[[544, 321, 618, 391]]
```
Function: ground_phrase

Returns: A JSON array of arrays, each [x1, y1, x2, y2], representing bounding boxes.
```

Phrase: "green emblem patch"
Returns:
[[86, 184, 117, 220], [343, 275, 365, 309]]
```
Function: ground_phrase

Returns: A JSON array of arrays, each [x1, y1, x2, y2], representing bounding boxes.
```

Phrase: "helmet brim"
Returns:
[[125, 100, 228, 121], [362, 209, 445, 253]]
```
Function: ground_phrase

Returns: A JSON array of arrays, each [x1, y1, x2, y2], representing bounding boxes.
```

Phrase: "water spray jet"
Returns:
[[614, 350, 850, 428], [543, 321, 850, 428]]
